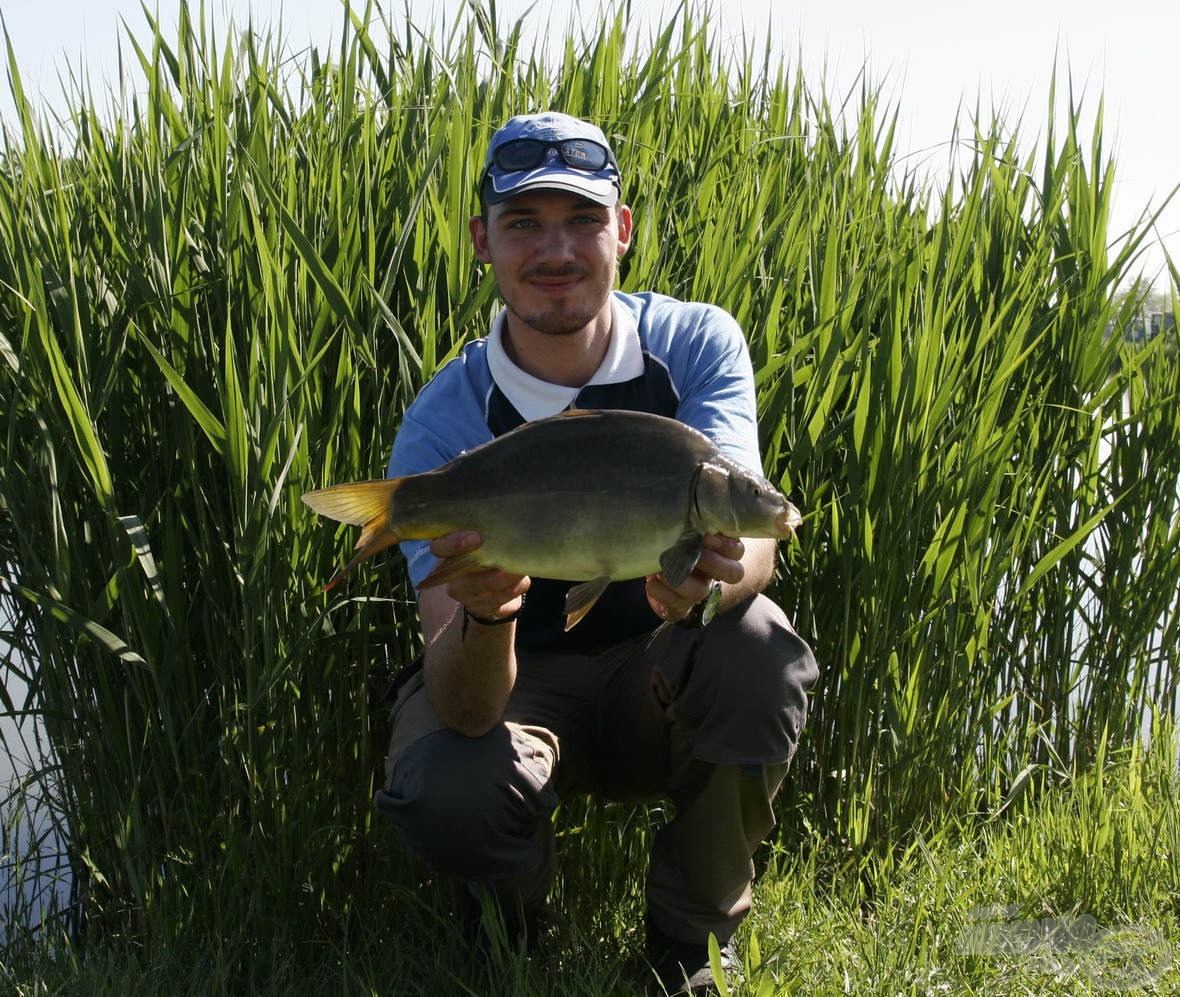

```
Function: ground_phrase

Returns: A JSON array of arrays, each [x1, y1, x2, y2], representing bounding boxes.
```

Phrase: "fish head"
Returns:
[[693, 461, 802, 539]]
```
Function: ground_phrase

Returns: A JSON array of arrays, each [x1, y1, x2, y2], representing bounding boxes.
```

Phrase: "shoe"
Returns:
[[647, 920, 737, 996]]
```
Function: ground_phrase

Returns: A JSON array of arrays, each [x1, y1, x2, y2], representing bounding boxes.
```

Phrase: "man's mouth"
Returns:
[[526, 267, 584, 282], [528, 272, 584, 294]]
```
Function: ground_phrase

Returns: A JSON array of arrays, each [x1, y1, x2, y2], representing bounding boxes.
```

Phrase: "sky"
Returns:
[[0, 0, 1177, 282]]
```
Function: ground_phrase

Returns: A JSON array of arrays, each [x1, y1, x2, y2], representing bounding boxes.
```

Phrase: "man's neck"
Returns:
[[501, 307, 614, 388]]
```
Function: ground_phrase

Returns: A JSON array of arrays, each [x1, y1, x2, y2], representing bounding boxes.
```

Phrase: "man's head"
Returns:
[[471, 112, 631, 345], [479, 112, 621, 212]]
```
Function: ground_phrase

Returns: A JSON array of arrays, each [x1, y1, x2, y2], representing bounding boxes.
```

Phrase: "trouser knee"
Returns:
[[375, 724, 558, 882], [675, 594, 819, 766]]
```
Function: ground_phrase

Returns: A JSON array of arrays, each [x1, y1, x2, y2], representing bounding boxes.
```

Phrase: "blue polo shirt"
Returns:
[[387, 290, 763, 652]]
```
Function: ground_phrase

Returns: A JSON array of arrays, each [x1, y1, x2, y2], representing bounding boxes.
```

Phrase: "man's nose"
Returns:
[[535, 227, 575, 262]]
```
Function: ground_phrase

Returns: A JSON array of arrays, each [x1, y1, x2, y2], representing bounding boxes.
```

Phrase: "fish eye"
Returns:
[[752, 486, 762, 497]]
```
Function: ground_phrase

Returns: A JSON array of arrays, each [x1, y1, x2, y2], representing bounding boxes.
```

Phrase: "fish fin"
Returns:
[[323, 519, 400, 590], [302, 479, 404, 590], [659, 531, 703, 588], [556, 408, 597, 420], [417, 551, 488, 590], [563, 576, 611, 631], [303, 478, 403, 526]]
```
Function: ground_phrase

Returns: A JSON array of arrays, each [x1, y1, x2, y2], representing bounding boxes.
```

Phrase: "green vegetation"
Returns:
[[2, 1, 1177, 991]]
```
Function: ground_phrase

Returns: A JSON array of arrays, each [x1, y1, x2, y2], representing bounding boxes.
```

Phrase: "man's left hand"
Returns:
[[645, 534, 746, 624]]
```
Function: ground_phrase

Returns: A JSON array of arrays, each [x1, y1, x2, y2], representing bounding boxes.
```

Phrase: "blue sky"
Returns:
[[1, 0, 1177, 287]]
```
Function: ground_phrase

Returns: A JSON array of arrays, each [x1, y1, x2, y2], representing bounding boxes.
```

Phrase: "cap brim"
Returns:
[[484, 164, 619, 206]]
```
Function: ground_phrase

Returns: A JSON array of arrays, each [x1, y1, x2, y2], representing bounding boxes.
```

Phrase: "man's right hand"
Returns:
[[427, 530, 530, 624], [418, 531, 526, 736]]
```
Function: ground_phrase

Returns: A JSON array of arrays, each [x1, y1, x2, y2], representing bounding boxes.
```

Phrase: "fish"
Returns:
[[302, 409, 801, 630]]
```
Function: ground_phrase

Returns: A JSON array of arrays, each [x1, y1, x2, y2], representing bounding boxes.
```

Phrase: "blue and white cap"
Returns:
[[480, 112, 622, 207]]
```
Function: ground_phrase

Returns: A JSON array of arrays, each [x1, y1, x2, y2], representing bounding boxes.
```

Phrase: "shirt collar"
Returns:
[[486, 297, 644, 423]]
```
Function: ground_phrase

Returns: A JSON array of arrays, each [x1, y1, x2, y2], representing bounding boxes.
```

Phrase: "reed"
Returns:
[[1, 0, 1177, 968]]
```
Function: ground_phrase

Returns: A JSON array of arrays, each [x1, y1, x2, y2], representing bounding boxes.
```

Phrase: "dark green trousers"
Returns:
[[375, 594, 818, 943]]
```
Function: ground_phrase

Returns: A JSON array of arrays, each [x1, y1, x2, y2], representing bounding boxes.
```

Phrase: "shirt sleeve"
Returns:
[[386, 358, 493, 589], [668, 304, 764, 475]]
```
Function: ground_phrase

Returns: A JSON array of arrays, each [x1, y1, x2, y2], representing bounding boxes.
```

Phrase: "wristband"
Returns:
[[464, 606, 519, 626], [460, 602, 522, 639]]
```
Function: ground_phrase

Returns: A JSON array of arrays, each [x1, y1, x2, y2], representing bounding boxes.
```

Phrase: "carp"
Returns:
[[303, 409, 801, 629]]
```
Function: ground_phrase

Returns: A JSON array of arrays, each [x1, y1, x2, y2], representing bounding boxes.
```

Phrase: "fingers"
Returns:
[[451, 570, 530, 622], [428, 530, 528, 621], [429, 529, 483, 560], [703, 533, 745, 563], [695, 537, 746, 586], [646, 534, 748, 623], [645, 572, 706, 623]]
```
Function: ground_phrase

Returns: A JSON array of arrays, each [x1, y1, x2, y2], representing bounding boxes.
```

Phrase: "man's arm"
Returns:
[[418, 531, 530, 738]]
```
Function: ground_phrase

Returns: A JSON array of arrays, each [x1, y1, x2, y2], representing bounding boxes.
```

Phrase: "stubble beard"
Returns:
[[507, 302, 599, 337], [504, 266, 613, 337]]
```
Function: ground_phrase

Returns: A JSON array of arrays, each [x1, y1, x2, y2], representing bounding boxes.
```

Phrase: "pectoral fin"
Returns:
[[563, 576, 611, 631], [659, 531, 703, 588]]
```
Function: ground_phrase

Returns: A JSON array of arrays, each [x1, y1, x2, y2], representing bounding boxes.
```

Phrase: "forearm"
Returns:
[[415, 536, 528, 737], [423, 601, 517, 737]]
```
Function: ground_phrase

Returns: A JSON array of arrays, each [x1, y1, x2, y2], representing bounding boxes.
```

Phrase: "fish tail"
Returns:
[[302, 478, 403, 526], [303, 479, 404, 589]]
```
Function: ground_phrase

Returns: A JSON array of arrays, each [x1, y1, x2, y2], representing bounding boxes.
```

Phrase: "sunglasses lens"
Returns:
[[493, 139, 611, 173], [557, 140, 608, 170], [495, 139, 548, 172]]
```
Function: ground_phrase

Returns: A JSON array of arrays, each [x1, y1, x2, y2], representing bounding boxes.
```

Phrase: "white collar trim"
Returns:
[[486, 299, 644, 423]]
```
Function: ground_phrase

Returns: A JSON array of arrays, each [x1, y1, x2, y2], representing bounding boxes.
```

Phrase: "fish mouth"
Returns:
[[773, 503, 803, 537]]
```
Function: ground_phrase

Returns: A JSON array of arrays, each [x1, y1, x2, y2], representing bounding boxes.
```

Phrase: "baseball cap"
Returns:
[[479, 112, 622, 207]]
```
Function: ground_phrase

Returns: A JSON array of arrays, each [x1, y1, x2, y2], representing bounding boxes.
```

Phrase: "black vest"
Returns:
[[485, 354, 679, 653]]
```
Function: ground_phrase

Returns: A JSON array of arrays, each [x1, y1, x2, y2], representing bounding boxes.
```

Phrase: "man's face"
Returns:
[[470, 189, 632, 338]]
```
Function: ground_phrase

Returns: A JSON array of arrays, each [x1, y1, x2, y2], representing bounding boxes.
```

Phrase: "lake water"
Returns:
[[1, 605, 73, 946]]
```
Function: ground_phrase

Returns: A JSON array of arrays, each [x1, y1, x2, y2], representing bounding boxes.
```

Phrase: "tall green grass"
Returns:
[[1, 0, 1177, 967]]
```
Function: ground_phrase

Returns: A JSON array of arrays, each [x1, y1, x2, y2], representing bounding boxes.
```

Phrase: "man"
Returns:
[[374, 111, 819, 996]]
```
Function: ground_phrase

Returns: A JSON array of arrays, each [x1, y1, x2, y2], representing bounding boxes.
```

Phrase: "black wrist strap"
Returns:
[[460, 602, 522, 639], [464, 606, 519, 627]]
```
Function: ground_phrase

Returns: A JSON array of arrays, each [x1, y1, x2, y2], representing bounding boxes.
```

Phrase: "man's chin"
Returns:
[[510, 305, 600, 337]]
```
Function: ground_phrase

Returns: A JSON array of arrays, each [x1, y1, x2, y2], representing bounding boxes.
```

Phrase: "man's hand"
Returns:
[[645, 534, 748, 624], [427, 530, 530, 626]]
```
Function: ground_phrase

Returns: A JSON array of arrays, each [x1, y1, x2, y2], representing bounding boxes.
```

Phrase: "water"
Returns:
[[1, 599, 73, 947]]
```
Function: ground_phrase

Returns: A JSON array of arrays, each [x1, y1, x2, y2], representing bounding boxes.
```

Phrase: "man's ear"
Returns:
[[615, 204, 633, 258], [470, 215, 491, 263]]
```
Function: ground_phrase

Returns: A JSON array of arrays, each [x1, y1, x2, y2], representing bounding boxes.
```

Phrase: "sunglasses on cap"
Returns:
[[486, 137, 618, 175]]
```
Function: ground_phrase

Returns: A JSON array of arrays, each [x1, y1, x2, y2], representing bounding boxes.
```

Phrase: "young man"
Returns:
[[375, 111, 819, 996]]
